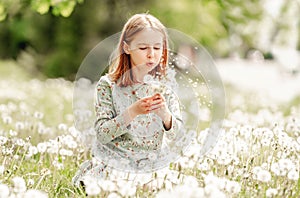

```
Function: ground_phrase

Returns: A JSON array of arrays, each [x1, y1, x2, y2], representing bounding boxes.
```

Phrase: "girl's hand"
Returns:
[[127, 96, 153, 119], [149, 93, 172, 130]]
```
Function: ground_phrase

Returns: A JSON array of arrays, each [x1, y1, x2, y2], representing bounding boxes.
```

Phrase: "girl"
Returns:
[[73, 13, 183, 186]]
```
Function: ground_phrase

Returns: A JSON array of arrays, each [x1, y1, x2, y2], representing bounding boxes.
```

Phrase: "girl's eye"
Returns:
[[139, 47, 147, 50], [154, 47, 161, 50]]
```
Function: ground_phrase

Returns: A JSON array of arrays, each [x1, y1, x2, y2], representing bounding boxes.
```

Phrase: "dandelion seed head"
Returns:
[[225, 180, 241, 194], [256, 170, 271, 183], [0, 136, 8, 145], [0, 165, 5, 175], [33, 111, 44, 119], [287, 169, 299, 181], [12, 176, 27, 193], [85, 183, 101, 196], [0, 184, 10, 197], [266, 188, 278, 197], [15, 121, 25, 131], [2, 115, 12, 124], [107, 192, 122, 198], [23, 189, 48, 198], [9, 129, 18, 137]]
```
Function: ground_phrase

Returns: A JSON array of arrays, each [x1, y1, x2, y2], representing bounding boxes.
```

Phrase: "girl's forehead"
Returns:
[[130, 28, 164, 45]]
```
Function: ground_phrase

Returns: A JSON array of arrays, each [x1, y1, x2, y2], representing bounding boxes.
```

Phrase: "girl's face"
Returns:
[[124, 28, 164, 76]]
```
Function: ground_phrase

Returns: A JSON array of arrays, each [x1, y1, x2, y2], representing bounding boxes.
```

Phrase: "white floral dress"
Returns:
[[73, 75, 184, 186]]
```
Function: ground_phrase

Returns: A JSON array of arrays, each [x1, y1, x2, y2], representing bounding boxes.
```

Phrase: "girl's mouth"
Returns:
[[146, 62, 155, 67]]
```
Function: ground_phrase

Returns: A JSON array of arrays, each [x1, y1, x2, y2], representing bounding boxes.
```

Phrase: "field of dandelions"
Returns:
[[0, 59, 299, 198]]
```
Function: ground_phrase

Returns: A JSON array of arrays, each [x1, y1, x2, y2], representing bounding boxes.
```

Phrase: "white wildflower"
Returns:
[[287, 169, 299, 181], [2, 116, 12, 124], [58, 123, 68, 131], [12, 176, 27, 193], [0, 136, 8, 145], [107, 192, 122, 198], [183, 175, 199, 188], [23, 189, 48, 198], [256, 170, 271, 183], [0, 165, 4, 175], [119, 182, 136, 197], [266, 188, 278, 197], [37, 143, 47, 153], [15, 122, 25, 130], [98, 179, 117, 192], [85, 183, 101, 196], [0, 184, 10, 198], [33, 111, 44, 119], [9, 129, 18, 136], [225, 180, 241, 194], [27, 178, 35, 186]]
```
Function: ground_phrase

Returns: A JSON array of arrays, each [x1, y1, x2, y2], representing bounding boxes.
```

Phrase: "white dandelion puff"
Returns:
[[256, 170, 271, 183], [12, 176, 27, 193], [266, 188, 278, 197], [0, 184, 10, 198]]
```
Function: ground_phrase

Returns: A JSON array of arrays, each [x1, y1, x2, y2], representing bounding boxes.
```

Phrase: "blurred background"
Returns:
[[0, 0, 299, 80]]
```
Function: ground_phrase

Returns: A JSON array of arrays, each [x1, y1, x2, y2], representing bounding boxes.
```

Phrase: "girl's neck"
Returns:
[[131, 67, 148, 83]]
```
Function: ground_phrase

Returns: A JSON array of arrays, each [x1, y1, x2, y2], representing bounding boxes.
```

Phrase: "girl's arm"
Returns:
[[94, 76, 131, 144], [163, 90, 183, 141]]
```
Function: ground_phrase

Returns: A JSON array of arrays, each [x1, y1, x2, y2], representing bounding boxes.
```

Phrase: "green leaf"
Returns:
[[31, 0, 50, 15], [0, 2, 7, 21]]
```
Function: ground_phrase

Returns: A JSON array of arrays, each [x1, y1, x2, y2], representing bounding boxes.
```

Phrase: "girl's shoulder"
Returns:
[[97, 74, 114, 87]]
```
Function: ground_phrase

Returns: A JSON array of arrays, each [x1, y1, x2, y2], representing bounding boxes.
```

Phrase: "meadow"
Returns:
[[0, 59, 299, 197]]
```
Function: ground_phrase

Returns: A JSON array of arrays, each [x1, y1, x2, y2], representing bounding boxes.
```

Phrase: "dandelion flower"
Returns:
[[256, 170, 271, 183], [23, 189, 48, 198], [0, 184, 10, 198], [266, 188, 278, 197], [85, 183, 101, 196], [0, 165, 4, 175], [12, 176, 27, 193], [287, 169, 299, 181]]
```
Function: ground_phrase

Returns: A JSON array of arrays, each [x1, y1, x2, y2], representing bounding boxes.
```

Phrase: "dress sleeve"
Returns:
[[94, 76, 130, 144], [163, 88, 183, 141]]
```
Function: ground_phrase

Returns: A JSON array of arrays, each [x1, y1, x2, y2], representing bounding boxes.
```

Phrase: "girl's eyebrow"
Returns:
[[137, 43, 162, 46]]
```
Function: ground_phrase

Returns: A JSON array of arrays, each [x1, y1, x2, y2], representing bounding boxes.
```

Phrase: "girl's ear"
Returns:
[[123, 41, 130, 54]]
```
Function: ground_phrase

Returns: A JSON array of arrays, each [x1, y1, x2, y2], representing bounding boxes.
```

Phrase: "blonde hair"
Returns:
[[108, 13, 169, 87]]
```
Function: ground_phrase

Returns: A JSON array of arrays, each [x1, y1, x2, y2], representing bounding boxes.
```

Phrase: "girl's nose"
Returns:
[[147, 47, 154, 58]]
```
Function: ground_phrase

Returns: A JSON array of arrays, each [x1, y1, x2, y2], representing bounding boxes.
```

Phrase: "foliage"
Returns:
[[0, 0, 299, 79]]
